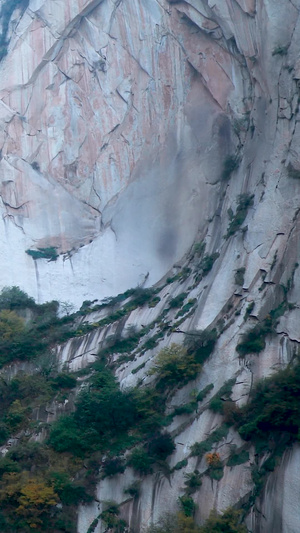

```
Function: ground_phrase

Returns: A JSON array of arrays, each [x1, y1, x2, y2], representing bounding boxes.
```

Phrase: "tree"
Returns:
[[0, 310, 24, 341], [199, 509, 247, 533], [0, 286, 35, 311], [17, 479, 58, 528], [0, 472, 58, 530], [149, 344, 202, 388]]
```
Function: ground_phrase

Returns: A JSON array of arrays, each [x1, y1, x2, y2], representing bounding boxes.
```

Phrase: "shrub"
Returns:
[[225, 194, 254, 239], [184, 470, 202, 494], [175, 299, 197, 318], [147, 511, 200, 532], [100, 501, 122, 529], [222, 155, 240, 180], [4, 400, 29, 431], [190, 425, 229, 459], [169, 293, 187, 308], [196, 383, 214, 402], [149, 344, 202, 388], [184, 329, 217, 365], [199, 253, 219, 276], [0, 309, 25, 341], [26, 247, 59, 261], [49, 472, 92, 505], [0, 286, 35, 310], [209, 379, 236, 414], [234, 268, 245, 286], [208, 465, 224, 481], [234, 362, 300, 444], [147, 432, 175, 460], [199, 508, 247, 532], [130, 288, 156, 307], [205, 453, 223, 480], [236, 315, 273, 356], [127, 448, 153, 475], [124, 481, 140, 498], [149, 296, 161, 308], [51, 373, 77, 389], [287, 163, 300, 179], [179, 494, 197, 515], [48, 416, 94, 456], [227, 450, 249, 467], [102, 457, 126, 477], [172, 458, 188, 471], [272, 45, 288, 56], [206, 452, 221, 467], [244, 301, 254, 320]]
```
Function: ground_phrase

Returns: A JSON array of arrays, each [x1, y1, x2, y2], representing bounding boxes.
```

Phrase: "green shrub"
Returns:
[[172, 458, 188, 471], [102, 457, 126, 477], [142, 337, 159, 351], [179, 495, 197, 517], [48, 416, 94, 456], [124, 481, 140, 498], [207, 465, 224, 481], [131, 362, 146, 374], [225, 194, 254, 239], [190, 425, 229, 459], [184, 329, 217, 365], [199, 508, 247, 532], [169, 293, 187, 308], [127, 448, 153, 475], [100, 501, 124, 529], [175, 299, 197, 318], [0, 286, 35, 310], [0, 0, 29, 56], [147, 432, 175, 460], [149, 296, 161, 308], [272, 45, 288, 56], [236, 315, 273, 356], [234, 268, 245, 286], [26, 247, 59, 261], [222, 155, 240, 180], [243, 301, 254, 320], [49, 472, 92, 505], [51, 373, 77, 389], [227, 450, 249, 467], [184, 470, 202, 494], [287, 163, 300, 179], [196, 383, 214, 402], [234, 361, 300, 444], [209, 379, 236, 414], [4, 399, 29, 431], [199, 253, 219, 275], [173, 402, 196, 416], [130, 288, 156, 307]]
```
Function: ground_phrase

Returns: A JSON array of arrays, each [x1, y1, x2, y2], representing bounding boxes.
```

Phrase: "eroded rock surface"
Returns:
[[1, 0, 300, 532]]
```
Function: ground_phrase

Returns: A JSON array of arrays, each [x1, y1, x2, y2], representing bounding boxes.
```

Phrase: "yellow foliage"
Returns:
[[177, 512, 200, 532], [0, 473, 58, 529], [0, 309, 24, 340], [148, 343, 202, 385], [206, 452, 221, 467]]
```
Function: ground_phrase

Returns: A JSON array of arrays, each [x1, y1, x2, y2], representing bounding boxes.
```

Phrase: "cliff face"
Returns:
[[1, 0, 300, 532]]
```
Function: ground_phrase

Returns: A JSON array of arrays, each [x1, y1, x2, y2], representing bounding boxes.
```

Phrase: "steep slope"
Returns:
[[1, 0, 300, 532]]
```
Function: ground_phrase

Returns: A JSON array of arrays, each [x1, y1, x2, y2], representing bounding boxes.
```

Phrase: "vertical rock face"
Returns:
[[1, 0, 298, 308], [0, 0, 237, 306], [1, 0, 300, 532]]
